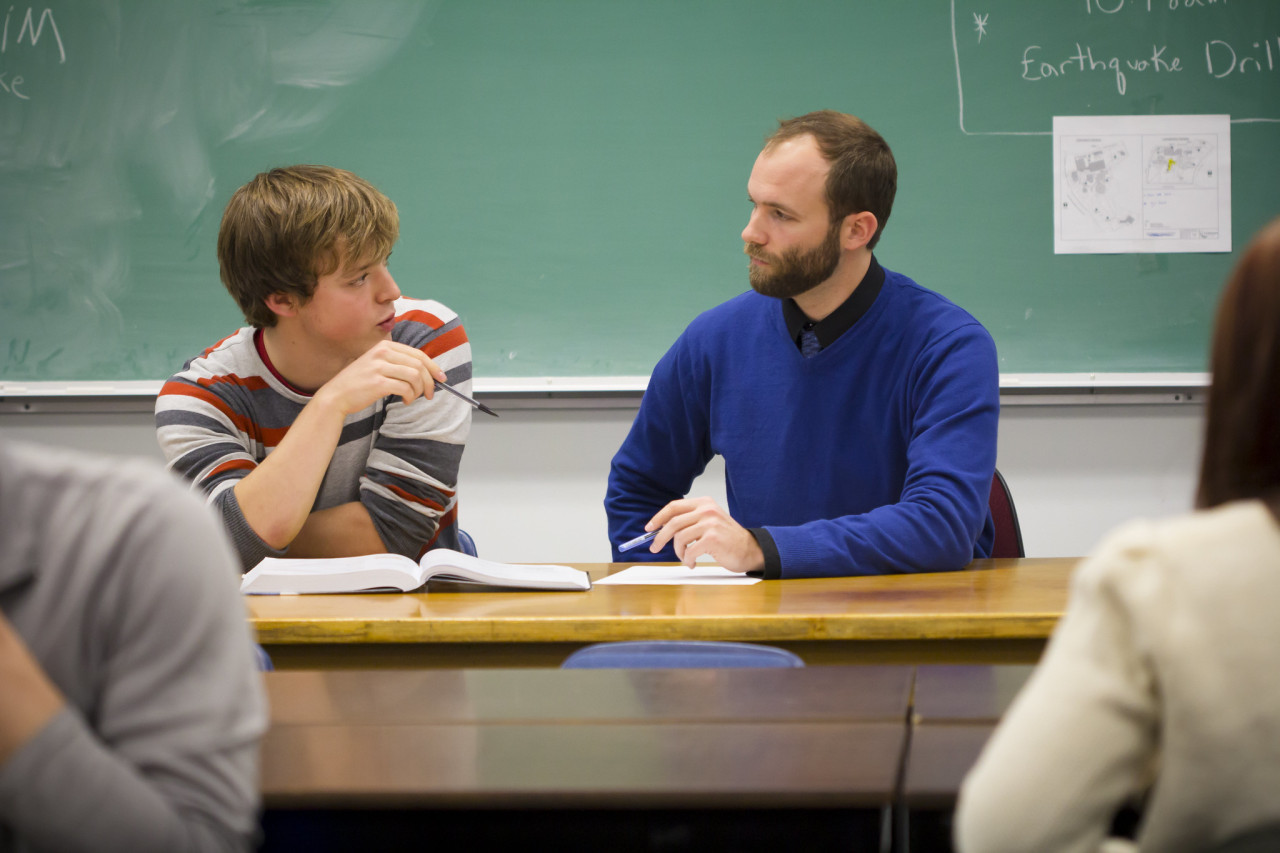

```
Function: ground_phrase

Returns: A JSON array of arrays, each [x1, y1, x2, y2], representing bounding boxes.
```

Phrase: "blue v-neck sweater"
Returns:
[[606, 267, 999, 577]]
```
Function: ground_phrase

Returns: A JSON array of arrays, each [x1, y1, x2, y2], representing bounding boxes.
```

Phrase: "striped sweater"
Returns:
[[155, 297, 472, 569]]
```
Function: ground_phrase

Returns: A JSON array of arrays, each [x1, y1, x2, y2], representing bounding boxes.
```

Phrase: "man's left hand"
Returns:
[[645, 496, 765, 573]]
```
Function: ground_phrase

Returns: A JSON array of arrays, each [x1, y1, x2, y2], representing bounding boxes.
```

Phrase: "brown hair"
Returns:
[[216, 165, 399, 327], [1197, 216, 1280, 511], [764, 110, 897, 250]]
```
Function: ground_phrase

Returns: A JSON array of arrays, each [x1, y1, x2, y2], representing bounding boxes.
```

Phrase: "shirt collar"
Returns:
[[254, 328, 314, 397], [782, 255, 885, 350]]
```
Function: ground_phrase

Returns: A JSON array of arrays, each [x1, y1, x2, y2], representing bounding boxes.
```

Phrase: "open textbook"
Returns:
[[240, 548, 591, 594]]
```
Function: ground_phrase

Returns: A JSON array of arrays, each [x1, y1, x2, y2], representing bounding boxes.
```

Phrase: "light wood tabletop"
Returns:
[[248, 557, 1078, 668]]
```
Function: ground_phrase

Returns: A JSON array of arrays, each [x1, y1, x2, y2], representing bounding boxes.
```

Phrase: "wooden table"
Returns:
[[260, 667, 915, 852], [249, 558, 1076, 669]]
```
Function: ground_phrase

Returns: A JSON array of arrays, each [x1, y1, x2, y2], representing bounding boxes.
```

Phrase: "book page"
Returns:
[[419, 549, 590, 591], [241, 553, 421, 594]]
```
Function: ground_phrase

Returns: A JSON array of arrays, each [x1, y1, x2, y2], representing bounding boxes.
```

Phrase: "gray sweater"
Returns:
[[0, 441, 266, 852]]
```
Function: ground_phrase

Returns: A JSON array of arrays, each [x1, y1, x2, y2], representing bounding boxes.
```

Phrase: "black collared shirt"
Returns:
[[781, 255, 885, 353], [748, 255, 886, 579]]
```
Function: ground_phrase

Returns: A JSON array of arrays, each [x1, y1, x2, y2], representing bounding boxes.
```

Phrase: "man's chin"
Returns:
[[750, 274, 813, 300]]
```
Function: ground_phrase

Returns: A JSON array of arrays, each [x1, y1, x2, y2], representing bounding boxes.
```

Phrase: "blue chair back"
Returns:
[[457, 528, 477, 557], [253, 643, 274, 672], [561, 640, 804, 669]]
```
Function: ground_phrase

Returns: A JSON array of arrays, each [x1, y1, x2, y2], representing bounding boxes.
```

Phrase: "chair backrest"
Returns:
[[988, 468, 1025, 558], [456, 528, 477, 557], [561, 640, 805, 669]]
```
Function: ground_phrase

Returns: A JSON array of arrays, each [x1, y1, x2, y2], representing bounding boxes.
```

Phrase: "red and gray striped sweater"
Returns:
[[155, 298, 472, 569]]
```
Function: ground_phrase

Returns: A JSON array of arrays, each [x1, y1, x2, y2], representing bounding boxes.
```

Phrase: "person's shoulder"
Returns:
[[879, 266, 995, 362], [882, 265, 987, 329], [1, 441, 221, 566], [1078, 501, 1280, 595], [8, 440, 202, 513], [157, 327, 273, 415], [163, 326, 258, 384], [394, 297, 461, 330], [684, 290, 772, 336], [392, 297, 469, 350]]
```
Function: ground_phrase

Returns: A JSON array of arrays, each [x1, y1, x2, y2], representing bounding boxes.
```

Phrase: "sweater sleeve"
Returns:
[[767, 321, 999, 576], [953, 527, 1160, 853], [0, 478, 266, 852], [361, 304, 472, 557], [154, 336, 289, 569], [605, 335, 714, 561]]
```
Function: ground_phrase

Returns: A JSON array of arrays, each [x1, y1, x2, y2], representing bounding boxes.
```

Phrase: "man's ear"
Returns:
[[840, 211, 879, 252], [264, 292, 297, 319]]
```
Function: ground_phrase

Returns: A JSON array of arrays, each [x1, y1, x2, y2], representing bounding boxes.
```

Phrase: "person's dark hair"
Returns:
[[764, 110, 897, 250], [1196, 216, 1280, 513], [216, 165, 399, 328]]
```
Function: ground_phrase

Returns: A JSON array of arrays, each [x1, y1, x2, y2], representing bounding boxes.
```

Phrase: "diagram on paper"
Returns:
[[1053, 115, 1231, 254], [1145, 137, 1215, 186], [1062, 141, 1136, 234]]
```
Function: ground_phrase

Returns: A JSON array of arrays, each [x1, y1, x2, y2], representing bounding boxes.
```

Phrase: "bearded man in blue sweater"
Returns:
[[605, 110, 999, 578]]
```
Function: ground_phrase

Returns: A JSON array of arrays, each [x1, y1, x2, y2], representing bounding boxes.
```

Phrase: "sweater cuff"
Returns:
[[215, 489, 287, 571], [748, 528, 781, 579]]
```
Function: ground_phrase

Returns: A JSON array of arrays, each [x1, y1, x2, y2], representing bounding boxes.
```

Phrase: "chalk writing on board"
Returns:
[[953, 0, 1280, 134], [0, 1, 430, 382], [1205, 38, 1280, 78], [1019, 43, 1181, 96], [1083, 0, 1231, 15], [0, 7, 65, 100]]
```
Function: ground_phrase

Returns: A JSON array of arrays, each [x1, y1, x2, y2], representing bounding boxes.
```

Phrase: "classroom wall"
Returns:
[[0, 399, 1203, 564]]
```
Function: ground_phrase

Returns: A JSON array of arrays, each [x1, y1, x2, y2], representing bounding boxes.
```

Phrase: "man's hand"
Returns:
[[314, 340, 448, 416], [645, 496, 765, 573]]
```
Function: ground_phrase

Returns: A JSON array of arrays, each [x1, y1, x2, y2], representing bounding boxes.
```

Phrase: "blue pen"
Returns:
[[618, 529, 659, 552]]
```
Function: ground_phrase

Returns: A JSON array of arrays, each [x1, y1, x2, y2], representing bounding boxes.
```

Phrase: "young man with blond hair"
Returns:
[[157, 165, 472, 568]]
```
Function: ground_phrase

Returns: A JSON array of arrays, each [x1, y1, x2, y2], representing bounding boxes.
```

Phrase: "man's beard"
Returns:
[[746, 222, 841, 299]]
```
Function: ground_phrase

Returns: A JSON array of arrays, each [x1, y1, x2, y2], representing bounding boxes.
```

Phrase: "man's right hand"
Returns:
[[315, 340, 448, 416]]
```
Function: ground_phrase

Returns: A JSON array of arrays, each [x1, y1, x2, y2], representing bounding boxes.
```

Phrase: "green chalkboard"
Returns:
[[2, 0, 1278, 385]]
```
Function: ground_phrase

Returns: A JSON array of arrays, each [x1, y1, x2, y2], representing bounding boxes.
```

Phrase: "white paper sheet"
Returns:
[[1053, 114, 1231, 254], [594, 566, 762, 585]]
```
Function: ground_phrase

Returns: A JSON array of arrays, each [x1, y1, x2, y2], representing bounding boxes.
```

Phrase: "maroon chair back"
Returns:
[[988, 469, 1025, 558]]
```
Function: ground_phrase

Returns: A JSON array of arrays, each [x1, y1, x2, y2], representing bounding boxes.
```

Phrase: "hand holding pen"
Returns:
[[620, 497, 762, 573]]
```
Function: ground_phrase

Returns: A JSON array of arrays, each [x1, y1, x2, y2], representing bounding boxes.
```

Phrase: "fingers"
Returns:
[[365, 342, 447, 404], [643, 497, 758, 572], [646, 497, 724, 559], [645, 498, 701, 534], [321, 342, 452, 414]]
